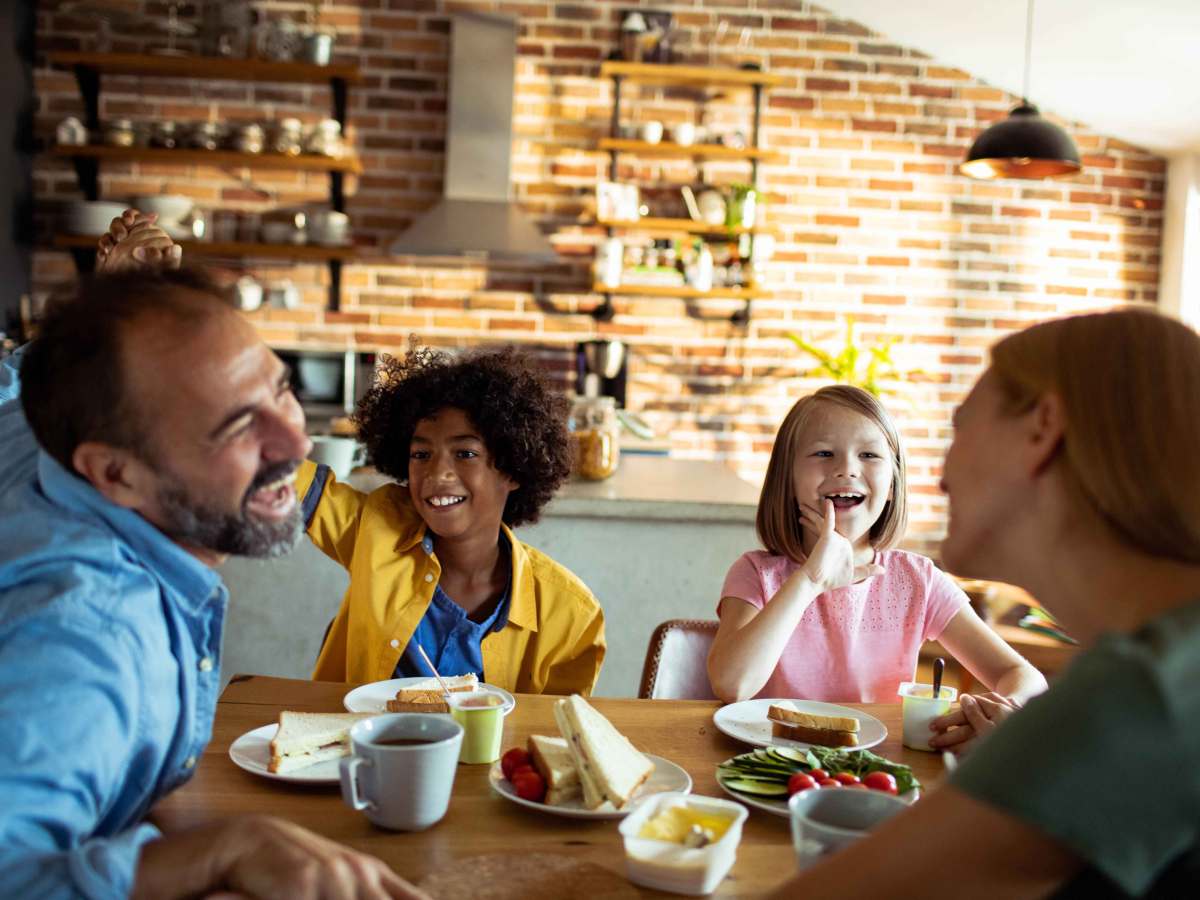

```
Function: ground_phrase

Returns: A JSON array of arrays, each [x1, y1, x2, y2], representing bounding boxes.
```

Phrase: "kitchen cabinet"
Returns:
[[594, 61, 787, 324], [46, 51, 362, 310]]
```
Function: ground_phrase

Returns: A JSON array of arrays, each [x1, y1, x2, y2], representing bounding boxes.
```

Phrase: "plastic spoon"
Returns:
[[414, 643, 453, 704], [932, 657, 945, 700]]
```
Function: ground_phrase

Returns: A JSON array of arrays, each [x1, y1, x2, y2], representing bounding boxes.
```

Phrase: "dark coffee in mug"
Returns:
[[375, 737, 437, 747]]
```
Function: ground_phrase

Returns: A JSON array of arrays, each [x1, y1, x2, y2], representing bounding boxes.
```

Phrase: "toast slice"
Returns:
[[767, 701, 860, 734], [771, 719, 860, 748], [385, 673, 478, 713], [268, 711, 375, 773], [553, 695, 654, 811], [528, 734, 582, 806]]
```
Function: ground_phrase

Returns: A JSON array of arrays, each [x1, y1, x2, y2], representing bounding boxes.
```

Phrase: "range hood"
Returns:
[[390, 13, 557, 261]]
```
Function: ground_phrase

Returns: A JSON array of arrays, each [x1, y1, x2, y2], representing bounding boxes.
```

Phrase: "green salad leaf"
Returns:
[[805, 747, 921, 796]]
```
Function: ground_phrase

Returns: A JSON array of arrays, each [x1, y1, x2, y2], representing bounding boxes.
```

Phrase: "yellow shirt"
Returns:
[[297, 461, 606, 694]]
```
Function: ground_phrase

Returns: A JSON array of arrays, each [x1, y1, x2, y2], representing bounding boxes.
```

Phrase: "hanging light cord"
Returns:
[[1022, 0, 1034, 104]]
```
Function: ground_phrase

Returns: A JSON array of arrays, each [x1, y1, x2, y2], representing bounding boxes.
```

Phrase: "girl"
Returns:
[[770, 310, 1200, 898], [707, 384, 1045, 706], [296, 345, 606, 695]]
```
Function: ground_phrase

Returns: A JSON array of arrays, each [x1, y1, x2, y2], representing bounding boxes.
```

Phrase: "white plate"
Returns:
[[712, 698, 887, 752], [488, 754, 692, 820], [229, 723, 342, 784], [343, 677, 516, 716], [715, 773, 918, 818]]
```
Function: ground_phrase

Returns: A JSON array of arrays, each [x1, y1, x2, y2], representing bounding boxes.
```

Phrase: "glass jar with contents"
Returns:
[[272, 118, 304, 156], [233, 123, 265, 154], [569, 395, 620, 480], [306, 119, 344, 158], [102, 119, 136, 147]]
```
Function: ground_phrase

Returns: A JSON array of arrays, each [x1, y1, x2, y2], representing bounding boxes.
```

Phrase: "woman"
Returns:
[[771, 308, 1200, 898]]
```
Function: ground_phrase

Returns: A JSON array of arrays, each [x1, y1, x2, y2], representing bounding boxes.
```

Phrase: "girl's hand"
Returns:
[[929, 692, 1020, 756], [798, 499, 884, 593]]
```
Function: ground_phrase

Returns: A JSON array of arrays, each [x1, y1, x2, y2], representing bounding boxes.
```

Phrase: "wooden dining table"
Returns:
[[153, 675, 946, 897]]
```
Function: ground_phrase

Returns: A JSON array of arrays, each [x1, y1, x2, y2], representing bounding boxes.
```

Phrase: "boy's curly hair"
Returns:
[[354, 344, 572, 527]]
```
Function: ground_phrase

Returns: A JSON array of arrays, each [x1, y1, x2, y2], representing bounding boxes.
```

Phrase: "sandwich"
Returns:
[[527, 734, 581, 806], [553, 695, 654, 810], [268, 711, 375, 773], [768, 701, 859, 747], [385, 673, 478, 713]]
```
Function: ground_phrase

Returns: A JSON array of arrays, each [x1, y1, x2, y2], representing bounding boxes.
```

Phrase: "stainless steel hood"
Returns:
[[390, 13, 557, 261]]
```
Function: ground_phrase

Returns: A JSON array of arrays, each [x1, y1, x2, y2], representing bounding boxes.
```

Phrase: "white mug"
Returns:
[[339, 714, 463, 831], [788, 788, 908, 870], [640, 121, 664, 144], [672, 122, 696, 146], [309, 435, 365, 479]]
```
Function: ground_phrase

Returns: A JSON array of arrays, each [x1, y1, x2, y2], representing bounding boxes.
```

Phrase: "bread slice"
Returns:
[[768, 701, 859, 734], [553, 695, 654, 810], [771, 719, 860, 748], [268, 711, 375, 773], [528, 734, 582, 806], [385, 674, 478, 713]]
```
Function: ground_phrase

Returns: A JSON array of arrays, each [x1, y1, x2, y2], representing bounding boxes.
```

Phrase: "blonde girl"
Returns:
[[707, 385, 1045, 708]]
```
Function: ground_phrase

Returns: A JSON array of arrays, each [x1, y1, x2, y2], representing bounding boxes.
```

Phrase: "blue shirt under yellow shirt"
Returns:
[[297, 460, 606, 694]]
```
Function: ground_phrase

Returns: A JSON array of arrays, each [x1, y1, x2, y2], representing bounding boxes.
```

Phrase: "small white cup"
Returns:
[[640, 121, 664, 144], [788, 788, 908, 871], [671, 123, 696, 146], [898, 681, 957, 751], [339, 714, 463, 831], [309, 435, 365, 479]]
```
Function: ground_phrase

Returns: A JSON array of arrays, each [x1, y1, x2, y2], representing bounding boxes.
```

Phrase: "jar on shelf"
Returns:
[[271, 118, 304, 156], [102, 119, 136, 148], [306, 119, 344, 158], [189, 121, 224, 151], [150, 120, 179, 149], [569, 395, 620, 480], [233, 123, 265, 154]]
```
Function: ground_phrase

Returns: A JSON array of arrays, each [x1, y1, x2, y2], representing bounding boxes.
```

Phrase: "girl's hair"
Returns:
[[757, 384, 908, 562], [990, 308, 1200, 564]]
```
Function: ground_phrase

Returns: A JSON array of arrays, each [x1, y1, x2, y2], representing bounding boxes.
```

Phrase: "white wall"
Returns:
[[1160, 154, 1200, 328]]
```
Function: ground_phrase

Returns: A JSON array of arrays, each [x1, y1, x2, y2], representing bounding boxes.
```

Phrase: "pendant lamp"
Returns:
[[959, 0, 1081, 180]]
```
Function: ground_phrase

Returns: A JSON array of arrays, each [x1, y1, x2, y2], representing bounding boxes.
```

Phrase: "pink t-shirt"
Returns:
[[719, 549, 968, 703]]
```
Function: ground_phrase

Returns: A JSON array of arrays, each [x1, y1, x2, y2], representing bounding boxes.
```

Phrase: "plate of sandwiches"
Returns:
[[343, 673, 516, 716], [713, 698, 887, 752], [229, 711, 377, 783], [488, 694, 692, 820]]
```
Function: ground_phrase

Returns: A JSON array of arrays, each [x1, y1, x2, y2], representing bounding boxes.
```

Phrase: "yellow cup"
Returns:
[[446, 688, 506, 764]]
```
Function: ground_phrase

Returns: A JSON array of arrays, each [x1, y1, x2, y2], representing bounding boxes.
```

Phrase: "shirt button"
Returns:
[[390, 639, 400, 649], [424, 573, 434, 583], [198, 657, 213, 672], [183, 755, 196, 770]]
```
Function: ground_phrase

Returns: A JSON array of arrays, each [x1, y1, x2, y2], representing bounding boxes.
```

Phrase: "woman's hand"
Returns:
[[929, 692, 1020, 756], [96, 209, 182, 273], [798, 499, 884, 593]]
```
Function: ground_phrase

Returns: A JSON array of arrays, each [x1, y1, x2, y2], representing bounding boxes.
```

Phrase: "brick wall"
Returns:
[[31, 1, 1165, 555]]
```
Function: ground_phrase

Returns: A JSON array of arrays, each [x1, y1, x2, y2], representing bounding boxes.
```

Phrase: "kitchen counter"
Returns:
[[219, 456, 763, 697]]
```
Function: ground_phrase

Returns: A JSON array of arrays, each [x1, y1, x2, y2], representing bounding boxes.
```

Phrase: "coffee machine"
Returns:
[[575, 340, 627, 406]]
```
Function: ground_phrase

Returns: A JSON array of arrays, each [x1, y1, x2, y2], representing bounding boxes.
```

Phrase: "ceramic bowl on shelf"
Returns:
[[63, 200, 129, 236], [132, 194, 193, 224]]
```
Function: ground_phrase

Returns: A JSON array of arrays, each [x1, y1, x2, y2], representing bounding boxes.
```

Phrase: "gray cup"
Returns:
[[788, 788, 909, 869], [339, 714, 463, 831]]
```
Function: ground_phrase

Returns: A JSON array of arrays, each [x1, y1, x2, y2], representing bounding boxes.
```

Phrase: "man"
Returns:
[[0, 214, 424, 899]]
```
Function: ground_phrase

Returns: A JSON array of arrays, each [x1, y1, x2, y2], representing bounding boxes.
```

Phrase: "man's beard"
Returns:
[[156, 460, 304, 559]]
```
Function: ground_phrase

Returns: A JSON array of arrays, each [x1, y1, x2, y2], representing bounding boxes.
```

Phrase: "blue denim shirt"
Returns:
[[393, 532, 512, 680], [0, 349, 228, 899]]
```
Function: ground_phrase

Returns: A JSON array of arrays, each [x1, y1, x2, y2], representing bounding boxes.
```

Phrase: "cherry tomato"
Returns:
[[833, 772, 861, 786], [863, 771, 898, 794], [501, 747, 530, 780], [512, 769, 547, 802], [511, 764, 536, 780], [817, 777, 840, 788], [787, 773, 819, 796], [808, 769, 829, 782], [844, 782, 868, 789]]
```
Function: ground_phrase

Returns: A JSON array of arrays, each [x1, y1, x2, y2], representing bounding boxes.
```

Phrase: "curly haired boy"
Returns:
[[296, 345, 606, 695]]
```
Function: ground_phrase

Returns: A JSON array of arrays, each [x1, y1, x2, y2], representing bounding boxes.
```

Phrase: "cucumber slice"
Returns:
[[720, 777, 789, 797], [770, 747, 810, 764]]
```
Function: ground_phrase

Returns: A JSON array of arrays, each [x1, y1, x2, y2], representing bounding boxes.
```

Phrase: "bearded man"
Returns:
[[0, 215, 423, 900]]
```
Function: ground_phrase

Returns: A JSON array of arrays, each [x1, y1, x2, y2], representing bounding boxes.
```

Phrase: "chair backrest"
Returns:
[[639, 619, 720, 700]]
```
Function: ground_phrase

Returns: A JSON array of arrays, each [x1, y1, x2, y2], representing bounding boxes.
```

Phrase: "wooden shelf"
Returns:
[[597, 216, 774, 237], [47, 144, 363, 174], [592, 282, 760, 299], [53, 234, 359, 262], [48, 51, 362, 85], [600, 61, 786, 89], [597, 138, 783, 162]]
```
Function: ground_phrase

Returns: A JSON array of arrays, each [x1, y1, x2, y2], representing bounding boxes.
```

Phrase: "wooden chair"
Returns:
[[638, 619, 720, 700]]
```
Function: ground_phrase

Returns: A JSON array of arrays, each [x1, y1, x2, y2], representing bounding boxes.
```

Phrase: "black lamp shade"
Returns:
[[959, 103, 1081, 179]]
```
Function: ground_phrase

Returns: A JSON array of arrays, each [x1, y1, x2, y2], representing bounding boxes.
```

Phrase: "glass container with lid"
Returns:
[[569, 395, 620, 480]]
